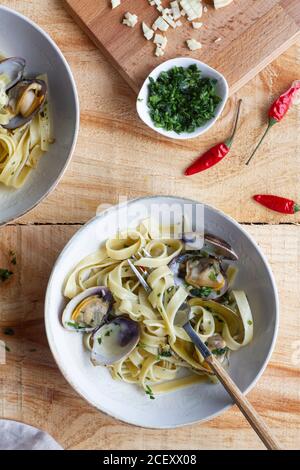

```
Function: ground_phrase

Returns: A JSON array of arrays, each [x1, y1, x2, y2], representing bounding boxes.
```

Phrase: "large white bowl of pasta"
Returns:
[[0, 6, 79, 225], [45, 196, 279, 429]]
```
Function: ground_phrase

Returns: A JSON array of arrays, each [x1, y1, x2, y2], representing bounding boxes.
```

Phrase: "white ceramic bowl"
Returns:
[[45, 196, 279, 429], [0, 6, 79, 225], [136, 58, 229, 140]]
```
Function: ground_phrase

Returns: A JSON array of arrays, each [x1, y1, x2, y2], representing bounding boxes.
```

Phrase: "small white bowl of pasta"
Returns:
[[0, 6, 79, 225], [45, 196, 279, 429]]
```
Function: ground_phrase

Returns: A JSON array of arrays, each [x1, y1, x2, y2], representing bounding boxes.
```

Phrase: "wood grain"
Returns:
[[0, 0, 299, 451], [0, 1, 298, 224], [0, 224, 299, 450], [63, 0, 300, 94]]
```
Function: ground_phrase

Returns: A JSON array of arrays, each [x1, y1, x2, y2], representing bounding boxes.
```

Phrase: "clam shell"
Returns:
[[0, 57, 26, 91], [91, 316, 140, 366], [62, 286, 114, 332]]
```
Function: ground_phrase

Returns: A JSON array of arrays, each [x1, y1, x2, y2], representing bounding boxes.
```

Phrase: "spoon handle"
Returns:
[[206, 355, 281, 450], [183, 322, 281, 450]]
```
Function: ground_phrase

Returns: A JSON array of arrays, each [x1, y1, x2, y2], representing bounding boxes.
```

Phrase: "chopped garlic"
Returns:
[[162, 12, 177, 28], [204, 6, 208, 12], [155, 46, 165, 57], [111, 0, 120, 8], [142, 22, 154, 40], [192, 21, 203, 29], [152, 16, 169, 31], [170, 1, 181, 20], [214, 37, 222, 43], [123, 12, 138, 28], [180, 0, 203, 21], [154, 33, 168, 49], [214, 0, 233, 9], [187, 38, 202, 50]]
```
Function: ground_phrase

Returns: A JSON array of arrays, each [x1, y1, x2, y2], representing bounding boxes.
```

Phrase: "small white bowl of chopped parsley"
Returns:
[[136, 58, 229, 140]]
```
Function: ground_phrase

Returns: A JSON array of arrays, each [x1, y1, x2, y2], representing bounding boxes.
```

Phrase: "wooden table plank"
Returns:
[[0, 224, 299, 450], [0, 1, 299, 224]]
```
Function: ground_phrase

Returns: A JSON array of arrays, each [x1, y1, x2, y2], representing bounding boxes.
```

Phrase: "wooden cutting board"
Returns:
[[64, 0, 300, 94]]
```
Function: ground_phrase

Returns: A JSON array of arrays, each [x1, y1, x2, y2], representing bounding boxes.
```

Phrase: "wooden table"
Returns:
[[0, 0, 299, 450]]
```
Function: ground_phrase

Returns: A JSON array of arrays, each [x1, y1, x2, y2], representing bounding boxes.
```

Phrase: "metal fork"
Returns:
[[127, 255, 281, 450]]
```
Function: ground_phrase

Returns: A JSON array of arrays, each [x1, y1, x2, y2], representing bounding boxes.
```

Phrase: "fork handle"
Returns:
[[206, 355, 281, 450]]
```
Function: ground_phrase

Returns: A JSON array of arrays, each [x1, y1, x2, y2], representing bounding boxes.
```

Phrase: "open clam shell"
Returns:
[[62, 286, 114, 333], [169, 253, 229, 300], [91, 316, 140, 366], [4, 78, 47, 130], [0, 57, 26, 91]]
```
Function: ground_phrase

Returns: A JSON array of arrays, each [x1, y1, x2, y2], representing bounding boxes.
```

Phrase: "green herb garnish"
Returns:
[[97, 338, 102, 345], [105, 330, 112, 337], [190, 286, 213, 298], [148, 64, 221, 134], [9, 251, 17, 265], [247, 320, 253, 326], [160, 350, 172, 358], [212, 347, 228, 356], [67, 321, 85, 330], [209, 271, 217, 282], [145, 385, 155, 400], [0, 269, 13, 282]]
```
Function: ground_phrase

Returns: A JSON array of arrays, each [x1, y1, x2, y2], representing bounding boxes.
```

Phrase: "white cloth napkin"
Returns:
[[0, 419, 63, 450]]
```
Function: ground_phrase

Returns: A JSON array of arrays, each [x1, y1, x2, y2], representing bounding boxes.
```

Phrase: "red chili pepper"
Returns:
[[184, 99, 242, 176], [253, 194, 300, 214], [246, 80, 300, 165]]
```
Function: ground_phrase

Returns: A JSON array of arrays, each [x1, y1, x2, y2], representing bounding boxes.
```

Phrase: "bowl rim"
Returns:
[[45, 195, 280, 429], [0, 5, 80, 227], [136, 57, 229, 140]]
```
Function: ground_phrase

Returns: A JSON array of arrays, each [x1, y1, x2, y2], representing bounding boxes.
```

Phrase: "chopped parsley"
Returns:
[[0, 269, 13, 282], [145, 385, 155, 400], [160, 350, 172, 358], [9, 250, 17, 265], [212, 347, 228, 356], [105, 330, 112, 337], [97, 338, 102, 345], [209, 271, 217, 282], [148, 64, 221, 134], [190, 286, 213, 298], [67, 321, 85, 330], [247, 320, 253, 326]]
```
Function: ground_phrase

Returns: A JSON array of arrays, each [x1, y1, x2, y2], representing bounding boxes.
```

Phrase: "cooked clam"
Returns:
[[62, 286, 114, 332], [0, 57, 26, 91], [206, 334, 228, 362], [183, 232, 238, 261], [170, 253, 229, 300], [91, 316, 140, 366], [4, 78, 47, 130]]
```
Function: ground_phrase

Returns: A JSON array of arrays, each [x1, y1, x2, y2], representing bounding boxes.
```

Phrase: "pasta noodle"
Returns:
[[63, 220, 254, 397], [0, 59, 53, 189]]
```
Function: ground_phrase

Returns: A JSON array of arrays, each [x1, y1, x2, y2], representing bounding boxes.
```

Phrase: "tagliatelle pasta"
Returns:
[[63, 220, 254, 397], [0, 57, 53, 189]]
